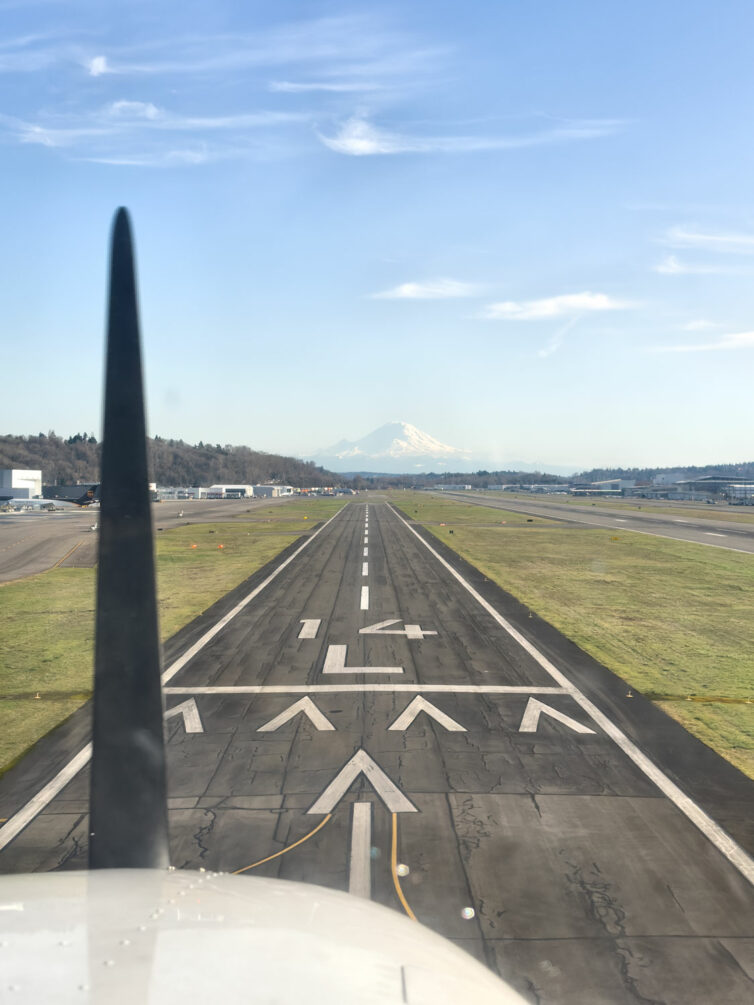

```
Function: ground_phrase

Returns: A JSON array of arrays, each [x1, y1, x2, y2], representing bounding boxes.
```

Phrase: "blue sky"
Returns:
[[2, 0, 754, 469]]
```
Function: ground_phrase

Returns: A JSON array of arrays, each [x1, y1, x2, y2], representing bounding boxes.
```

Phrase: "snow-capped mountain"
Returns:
[[313, 422, 472, 474]]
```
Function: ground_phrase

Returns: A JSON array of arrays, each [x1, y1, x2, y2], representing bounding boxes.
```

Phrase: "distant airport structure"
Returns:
[[0, 469, 42, 500], [251, 485, 295, 498]]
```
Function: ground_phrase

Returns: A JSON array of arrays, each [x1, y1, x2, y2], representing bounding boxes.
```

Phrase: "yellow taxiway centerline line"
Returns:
[[52, 541, 82, 569], [233, 813, 332, 875], [391, 813, 416, 921]]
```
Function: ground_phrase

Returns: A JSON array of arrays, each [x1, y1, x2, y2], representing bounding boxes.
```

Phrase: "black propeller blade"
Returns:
[[89, 208, 169, 869]]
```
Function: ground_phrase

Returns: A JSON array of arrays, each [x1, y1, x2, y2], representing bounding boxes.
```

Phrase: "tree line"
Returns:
[[0, 433, 335, 488]]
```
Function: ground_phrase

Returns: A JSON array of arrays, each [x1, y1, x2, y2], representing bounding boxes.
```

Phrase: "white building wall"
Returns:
[[0, 469, 42, 497]]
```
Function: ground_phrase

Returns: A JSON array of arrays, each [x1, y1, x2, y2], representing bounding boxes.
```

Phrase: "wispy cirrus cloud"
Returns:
[[663, 226, 754, 255], [654, 255, 725, 275], [480, 291, 632, 321], [681, 320, 722, 331], [73, 16, 444, 80], [0, 104, 305, 155], [269, 80, 382, 93], [371, 278, 480, 299], [650, 331, 754, 352], [318, 114, 623, 156], [108, 100, 160, 120]]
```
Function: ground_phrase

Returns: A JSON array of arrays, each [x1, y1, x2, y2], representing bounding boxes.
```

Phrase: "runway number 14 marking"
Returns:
[[359, 619, 438, 640]]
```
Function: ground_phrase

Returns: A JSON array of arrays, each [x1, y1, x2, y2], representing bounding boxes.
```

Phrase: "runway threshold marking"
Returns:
[[164, 684, 566, 694], [232, 814, 333, 875], [390, 504, 754, 887], [0, 505, 347, 854]]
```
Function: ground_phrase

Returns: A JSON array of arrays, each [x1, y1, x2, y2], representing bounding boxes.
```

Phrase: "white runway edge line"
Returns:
[[389, 505, 754, 887], [0, 506, 347, 854], [598, 524, 751, 555]]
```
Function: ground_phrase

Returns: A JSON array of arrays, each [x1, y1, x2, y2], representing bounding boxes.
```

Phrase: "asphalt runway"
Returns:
[[0, 498, 291, 583], [441, 492, 754, 553], [0, 502, 752, 1003]]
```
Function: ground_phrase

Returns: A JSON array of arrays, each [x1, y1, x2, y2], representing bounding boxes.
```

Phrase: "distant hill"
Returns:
[[0, 433, 336, 488], [574, 462, 754, 482]]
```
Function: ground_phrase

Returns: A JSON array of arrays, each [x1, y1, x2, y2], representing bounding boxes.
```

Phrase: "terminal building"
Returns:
[[0, 469, 42, 500]]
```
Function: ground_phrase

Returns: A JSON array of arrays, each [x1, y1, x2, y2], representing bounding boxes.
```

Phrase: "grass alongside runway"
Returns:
[[392, 492, 754, 778], [0, 498, 345, 774]]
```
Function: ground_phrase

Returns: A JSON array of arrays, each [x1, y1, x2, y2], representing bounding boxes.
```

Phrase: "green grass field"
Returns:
[[0, 497, 345, 774], [392, 492, 754, 778]]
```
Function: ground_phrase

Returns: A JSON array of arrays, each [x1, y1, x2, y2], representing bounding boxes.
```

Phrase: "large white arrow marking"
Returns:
[[518, 698, 595, 734], [388, 696, 466, 732], [257, 696, 335, 732], [359, 619, 437, 640], [308, 749, 416, 814], [165, 698, 203, 733], [323, 644, 403, 675]]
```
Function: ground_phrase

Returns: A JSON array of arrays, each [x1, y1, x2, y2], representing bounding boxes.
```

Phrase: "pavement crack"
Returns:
[[615, 942, 667, 1005], [563, 857, 627, 938], [191, 808, 217, 862]]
